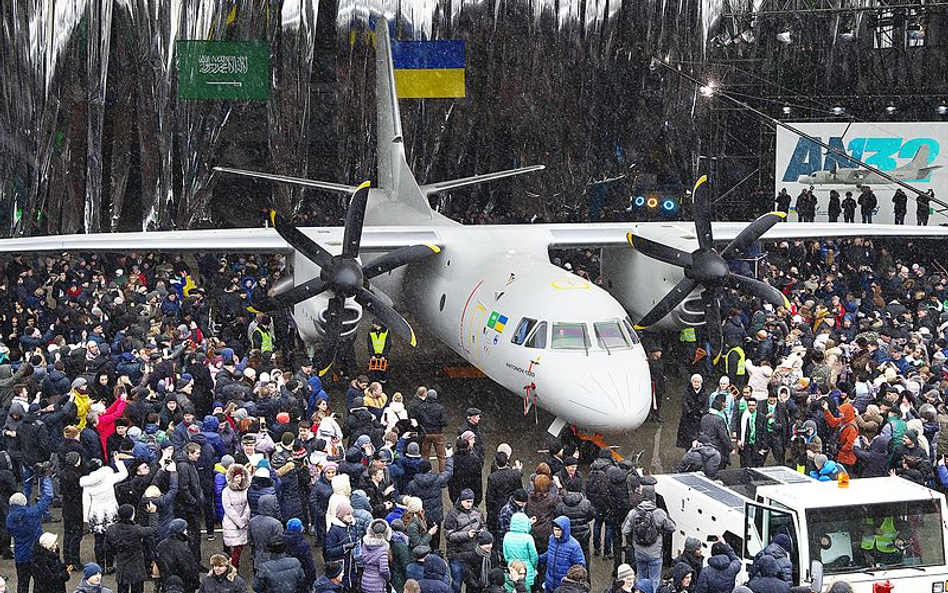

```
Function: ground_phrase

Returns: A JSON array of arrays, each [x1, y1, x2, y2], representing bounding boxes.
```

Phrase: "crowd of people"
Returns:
[[774, 186, 935, 225], [2, 235, 938, 593]]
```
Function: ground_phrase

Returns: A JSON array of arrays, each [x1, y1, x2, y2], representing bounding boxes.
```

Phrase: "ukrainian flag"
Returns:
[[392, 40, 465, 99]]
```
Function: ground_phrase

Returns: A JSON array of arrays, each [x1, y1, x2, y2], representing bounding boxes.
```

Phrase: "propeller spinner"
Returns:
[[629, 175, 790, 358], [249, 181, 441, 375]]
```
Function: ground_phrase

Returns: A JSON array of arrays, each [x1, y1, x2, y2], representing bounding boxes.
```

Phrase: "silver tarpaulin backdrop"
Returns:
[[3, 0, 944, 236]]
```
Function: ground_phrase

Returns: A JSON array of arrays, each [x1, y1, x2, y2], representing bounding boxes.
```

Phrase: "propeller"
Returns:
[[629, 175, 790, 359], [250, 181, 441, 375]]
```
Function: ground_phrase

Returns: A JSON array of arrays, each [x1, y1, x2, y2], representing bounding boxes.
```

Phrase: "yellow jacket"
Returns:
[[363, 389, 388, 411], [74, 390, 91, 429]]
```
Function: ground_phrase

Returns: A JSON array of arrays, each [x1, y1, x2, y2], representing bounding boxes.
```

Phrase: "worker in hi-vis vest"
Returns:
[[367, 322, 391, 383]]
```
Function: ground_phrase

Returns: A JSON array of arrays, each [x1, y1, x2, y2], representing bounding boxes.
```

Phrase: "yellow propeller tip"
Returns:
[[410, 334, 417, 348], [357, 180, 372, 191], [633, 324, 645, 331], [318, 363, 334, 377], [626, 232, 635, 246], [269, 210, 277, 225], [425, 243, 442, 254], [771, 211, 787, 219], [247, 306, 262, 314]]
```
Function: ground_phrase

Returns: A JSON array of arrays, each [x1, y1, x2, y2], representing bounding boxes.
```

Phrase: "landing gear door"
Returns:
[[744, 501, 800, 563]]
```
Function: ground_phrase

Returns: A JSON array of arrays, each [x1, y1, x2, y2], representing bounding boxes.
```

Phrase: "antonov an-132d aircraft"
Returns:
[[6, 19, 948, 437]]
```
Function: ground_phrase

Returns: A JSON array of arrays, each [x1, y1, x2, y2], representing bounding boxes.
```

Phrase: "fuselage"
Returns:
[[290, 200, 652, 433]]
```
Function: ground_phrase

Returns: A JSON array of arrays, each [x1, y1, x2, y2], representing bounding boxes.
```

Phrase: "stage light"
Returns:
[[776, 30, 792, 44], [739, 29, 756, 43], [700, 81, 716, 97], [831, 106, 846, 116], [885, 104, 897, 114], [662, 199, 676, 212], [647, 198, 658, 209], [634, 196, 646, 207], [839, 30, 856, 42], [782, 104, 791, 116], [937, 104, 947, 115]]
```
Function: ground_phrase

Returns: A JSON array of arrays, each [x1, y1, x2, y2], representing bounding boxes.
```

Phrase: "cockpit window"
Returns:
[[623, 317, 641, 345], [595, 321, 631, 350], [524, 322, 547, 349], [551, 323, 591, 350], [511, 318, 537, 345]]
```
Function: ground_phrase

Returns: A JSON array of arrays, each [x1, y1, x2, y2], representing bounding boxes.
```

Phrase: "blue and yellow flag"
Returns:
[[392, 40, 465, 99]]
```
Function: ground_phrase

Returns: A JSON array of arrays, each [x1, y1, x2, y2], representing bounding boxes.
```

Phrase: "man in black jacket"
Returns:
[[252, 535, 307, 593], [174, 443, 205, 560], [699, 394, 733, 472], [105, 503, 158, 593], [60, 451, 84, 569], [157, 519, 201, 593], [485, 452, 523, 534], [413, 389, 448, 472], [16, 404, 50, 503]]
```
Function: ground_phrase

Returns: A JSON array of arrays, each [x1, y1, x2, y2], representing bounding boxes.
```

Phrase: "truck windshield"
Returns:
[[807, 499, 945, 574]]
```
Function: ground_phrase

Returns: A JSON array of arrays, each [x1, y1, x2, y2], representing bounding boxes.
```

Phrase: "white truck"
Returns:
[[654, 466, 948, 593]]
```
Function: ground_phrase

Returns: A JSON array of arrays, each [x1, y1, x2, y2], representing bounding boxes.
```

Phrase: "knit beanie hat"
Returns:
[[459, 488, 475, 502], [406, 442, 421, 457], [325, 561, 344, 580], [335, 501, 353, 518], [9, 493, 26, 507], [617, 563, 635, 581], [286, 518, 303, 532], [118, 504, 135, 521], [83, 563, 103, 579]]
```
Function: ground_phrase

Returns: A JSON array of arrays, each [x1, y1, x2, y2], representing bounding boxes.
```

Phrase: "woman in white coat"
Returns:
[[81, 454, 129, 572], [221, 464, 251, 568], [326, 473, 352, 531], [381, 392, 409, 432]]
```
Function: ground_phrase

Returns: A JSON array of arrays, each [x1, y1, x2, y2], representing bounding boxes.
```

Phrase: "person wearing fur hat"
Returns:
[[197, 553, 248, 593], [325, 501, 359, 590], [361, 518, 393, 593], [31, 532, 69, 593], [221, 464, 251, 568], [105, 503, 158, 593]]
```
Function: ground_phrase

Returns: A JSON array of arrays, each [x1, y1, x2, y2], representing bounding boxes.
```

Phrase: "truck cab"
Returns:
[[655, 466, 948, 593]]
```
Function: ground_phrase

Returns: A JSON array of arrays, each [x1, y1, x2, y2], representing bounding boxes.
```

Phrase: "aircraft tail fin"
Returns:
[[373, 19, 433, 219], [902, 144, 933, 171]]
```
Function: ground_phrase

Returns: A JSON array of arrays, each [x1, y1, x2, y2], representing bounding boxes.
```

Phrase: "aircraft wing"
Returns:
[[0, 227, 442, 254], [541, 221, 948, 249]]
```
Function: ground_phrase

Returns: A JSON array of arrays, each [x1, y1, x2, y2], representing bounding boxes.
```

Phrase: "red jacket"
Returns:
[[824, 403, 858, 466], [97, 398, 128, 461]]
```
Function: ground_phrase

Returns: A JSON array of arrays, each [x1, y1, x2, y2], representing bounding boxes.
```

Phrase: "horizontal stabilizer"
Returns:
[[420, 165, 545, 196], [214, 166, 358, 195]]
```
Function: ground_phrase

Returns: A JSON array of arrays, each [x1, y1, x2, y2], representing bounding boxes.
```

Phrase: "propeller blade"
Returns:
[[702, 288, 723, 363], [356, 287, 417, 347], [363, 244, 442, 280], [317, 296, 346, 377], [269, 210, 335, 271], [692, 175, 714, 253], [342, 182, 371, 259], [726, 273, 790, 310], [719, 211, 786, 259], [634, 277, 698, 329], [251, 277, 330, 312], [627, 232, 693, 268]]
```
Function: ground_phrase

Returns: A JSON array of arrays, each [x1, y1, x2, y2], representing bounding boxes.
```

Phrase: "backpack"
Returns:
[[143, 433, 161, 458], [585, 468, 609, 507], [631, 508, 660, 546], [824, 422, 856, 459]]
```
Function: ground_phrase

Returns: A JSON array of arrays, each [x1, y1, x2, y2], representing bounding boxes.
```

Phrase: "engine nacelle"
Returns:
[[293, 293, 363, 343]]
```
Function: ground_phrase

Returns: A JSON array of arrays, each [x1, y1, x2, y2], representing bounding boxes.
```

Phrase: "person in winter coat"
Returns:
[[326, 473, 352, 531], [541, 516, 587, 593], [249, 494, 284, 569], [406, 453, 455, 548], [455, 530, 496, 593], [677, 435, 722, 478], [174, 443, 206, 559], [283, 519, 316, 585], [748, 534, 794, 584], [673, 537, 703, 589], [445, 488, 487, 592], [809, 454, 841, 482], [309, 462, 336, 546], [383, 392, 410, 432], [198, 554, 249, 593], [60, 450, 84, 568], [448, 432, 484, 506], [312, 561, 345, 593], [526, 474, 561, 555], [603, 466, 631, 564], [7, 474, 52, 593], [700, 395, 733, 470], [31, 533, 70, 593], [324, 501, 359, 591], [659, 563, 693, 593], [486, 452, 524, 533], [157, 519, 201, 593], [553, 565, 590, 593], [350, 489, 375, 540], [677, 375, 706, 450], [251, 535, 307, 593], [105, 503, 158, 593], [853, 434, 890, 478], [75, 562, 116, 593], [554, 491, 595, 562], [695, 541, 741, 593], [623, 496, 677, 593], [419, 554, 453, 593], [404, 496, 437, 550], [503, 513, 539, 591], [221, 464, 251, 567], [81, 455, 129, 570], [362, 519, 393, 593], [248, 466, 278, 517], [390, 519, 414, 593], [747, 554, 790, 593]]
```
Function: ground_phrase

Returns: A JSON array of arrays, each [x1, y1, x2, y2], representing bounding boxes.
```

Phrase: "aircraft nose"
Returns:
[[567, 355, 652, 433]]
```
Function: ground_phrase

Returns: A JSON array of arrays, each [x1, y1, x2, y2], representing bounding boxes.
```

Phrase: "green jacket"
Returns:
[[502, 512, 538, 591]]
